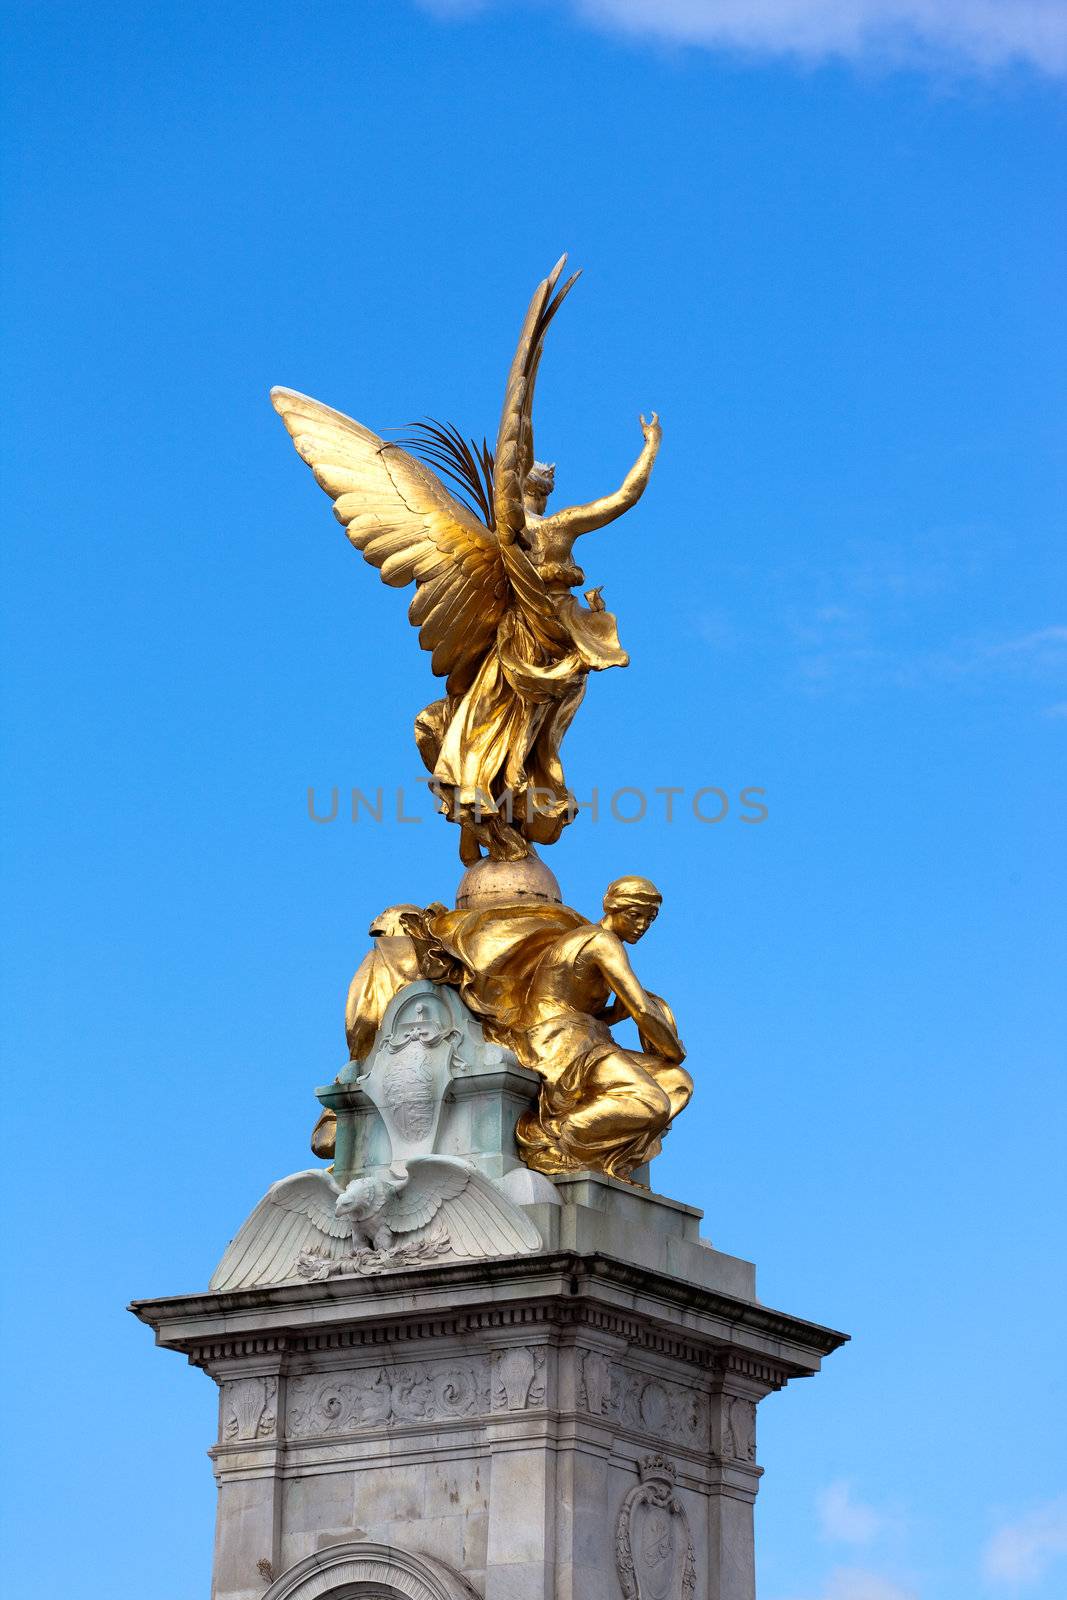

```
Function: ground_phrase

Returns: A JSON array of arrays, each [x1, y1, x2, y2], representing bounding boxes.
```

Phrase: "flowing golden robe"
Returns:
[[416, 593, 627, 844], [408, 897, 690, 1181]]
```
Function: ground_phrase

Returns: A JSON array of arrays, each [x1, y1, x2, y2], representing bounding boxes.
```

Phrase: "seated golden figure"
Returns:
[[512, 876, 691, 1179], [404, 864, 691, 1182]]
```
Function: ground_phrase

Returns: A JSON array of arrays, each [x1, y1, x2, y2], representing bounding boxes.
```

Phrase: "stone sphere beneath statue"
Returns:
[[456, 854, 563, 910]]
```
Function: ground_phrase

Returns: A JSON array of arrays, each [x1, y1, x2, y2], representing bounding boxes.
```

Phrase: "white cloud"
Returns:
[[818, 1481, 888, 1544], [776, 1567, 918, 1600], [986, 626, 1067, 659], [575, 0, 1067, 75], [822, 1572, 917, 1600], [982, 1495, 1067, 1585]]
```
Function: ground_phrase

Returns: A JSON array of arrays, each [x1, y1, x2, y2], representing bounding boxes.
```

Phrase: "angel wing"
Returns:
[[270, 388, 508, 697], [209, 1169, 347, 1292], [383, 1156, 542, 1259], [493, 253, 580, 543]]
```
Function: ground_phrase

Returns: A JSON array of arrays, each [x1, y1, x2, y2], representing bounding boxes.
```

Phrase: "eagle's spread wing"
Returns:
[[438, 1165, 543, 1258], [383, 1155, 473, 1234], [383, 1157, 542, 1259], [209, 1169, 347, 1292], [271, 387, 508, 696], [492, 254, 580, 543]]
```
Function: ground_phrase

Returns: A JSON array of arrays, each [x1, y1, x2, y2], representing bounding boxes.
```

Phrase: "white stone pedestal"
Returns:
[[133, 1175, 845, 1600]]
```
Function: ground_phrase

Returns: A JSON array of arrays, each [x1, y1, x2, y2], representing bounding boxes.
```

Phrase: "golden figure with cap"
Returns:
[[275, 260, 690, 1183]]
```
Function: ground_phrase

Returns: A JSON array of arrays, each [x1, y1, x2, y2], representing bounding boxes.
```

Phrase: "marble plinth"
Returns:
[[133, 1174, 846, 1600]]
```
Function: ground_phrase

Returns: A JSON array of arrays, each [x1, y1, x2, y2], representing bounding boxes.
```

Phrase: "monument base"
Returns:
[[133, 1175, 845, 1600]]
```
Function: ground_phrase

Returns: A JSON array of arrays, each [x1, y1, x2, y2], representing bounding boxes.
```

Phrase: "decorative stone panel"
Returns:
[[221, 1376, 278, 1441], [491, 1345, 546, 1411], [578, 1350, 709, 1450], [286, 1358, 492, 1438]]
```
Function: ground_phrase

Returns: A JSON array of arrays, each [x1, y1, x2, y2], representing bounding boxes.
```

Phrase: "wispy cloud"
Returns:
[[985, 626, 1067, 661], [420, 1, 1067, 77], [576, 1, 1067, 76], [738, 529, 1067, 702], [982, 1495, 1067, 1586], [778, 1566, 918, 1600], [819, 1481, 890, 1544]]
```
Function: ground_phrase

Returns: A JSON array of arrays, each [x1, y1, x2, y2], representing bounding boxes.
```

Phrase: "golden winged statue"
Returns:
[[271, 256, 661, 863]]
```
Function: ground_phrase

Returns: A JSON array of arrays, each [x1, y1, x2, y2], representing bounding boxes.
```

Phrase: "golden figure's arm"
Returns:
[[591, 928, 684, 1062], [539, 414, 661, 541]]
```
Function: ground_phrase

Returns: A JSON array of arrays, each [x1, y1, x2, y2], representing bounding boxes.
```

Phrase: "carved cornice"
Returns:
[[131, 1249, 846, 1383]]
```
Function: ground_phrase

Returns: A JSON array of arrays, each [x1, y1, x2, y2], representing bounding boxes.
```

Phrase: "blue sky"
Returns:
[[1, 3, 1065, 1597]]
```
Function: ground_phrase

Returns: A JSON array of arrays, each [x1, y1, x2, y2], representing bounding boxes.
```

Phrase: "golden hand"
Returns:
[[640, 412, 661, 447]]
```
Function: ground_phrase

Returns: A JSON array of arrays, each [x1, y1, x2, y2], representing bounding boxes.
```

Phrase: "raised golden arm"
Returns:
[[537, 413, 661, 540]]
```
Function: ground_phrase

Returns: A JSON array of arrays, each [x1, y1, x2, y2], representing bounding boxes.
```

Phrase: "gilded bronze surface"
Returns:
[[309, 905, 424, 1161], [403, 871, 690, 1181], [272, 256, 659, 864], [278, 260, 691, 1183]]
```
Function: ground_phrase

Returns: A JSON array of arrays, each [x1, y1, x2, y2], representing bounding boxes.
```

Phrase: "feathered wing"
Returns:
[[209, 1170, 347, 1292], [488, 259, 583, 650], [437, 1166, 542, 1258], [383, 1157, 541, 1258], [383, 1155, 473, 1234], [493, 254, 581, 543], [271, 388, 508, 696]]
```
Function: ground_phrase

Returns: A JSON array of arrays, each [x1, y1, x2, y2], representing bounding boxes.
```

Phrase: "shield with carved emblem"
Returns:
[[615, 1455, 697, 1600], [359, 985, 464, 1162]]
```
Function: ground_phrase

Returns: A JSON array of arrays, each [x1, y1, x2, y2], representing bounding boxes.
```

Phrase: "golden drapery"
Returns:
[[416, 595, 627, 846], [406, 898, 690, 1181]]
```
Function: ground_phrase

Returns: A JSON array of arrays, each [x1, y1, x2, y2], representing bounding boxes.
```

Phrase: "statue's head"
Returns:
[[336, 1170, 403, 1220], [335, 1174, 379, 1219], [523, 461, 556, 515], [602, 876, 662, 943], [368, 903, 422, 938]]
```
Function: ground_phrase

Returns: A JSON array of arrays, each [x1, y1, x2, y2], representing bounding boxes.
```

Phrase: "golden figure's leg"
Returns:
[[643, 1060, 694, 1122], [485, 812, 530, 860], [459, 822, 482, 865], [554, 1051, 675, 1180]]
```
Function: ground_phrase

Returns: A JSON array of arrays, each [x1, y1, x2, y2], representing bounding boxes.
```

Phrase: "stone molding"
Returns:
[[135, 1251, 843, 1380], [262, 1540, 479, 1600], [143, 1279, 837, 1397]]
